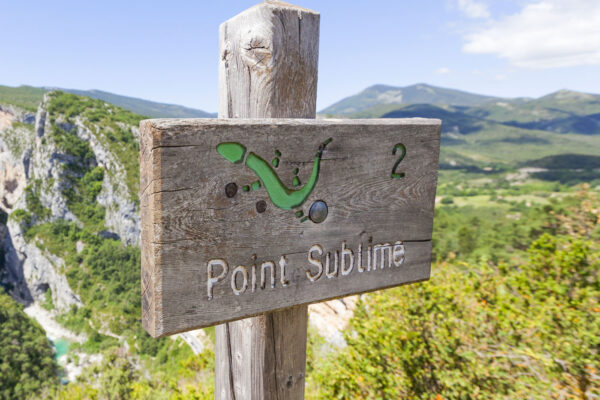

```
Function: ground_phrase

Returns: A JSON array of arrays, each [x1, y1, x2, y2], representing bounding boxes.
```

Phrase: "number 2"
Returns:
[[391, 143, 406, 179]]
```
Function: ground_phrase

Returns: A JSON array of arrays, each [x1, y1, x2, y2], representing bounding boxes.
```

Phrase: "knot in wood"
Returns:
[[242, 36, 273, 70]]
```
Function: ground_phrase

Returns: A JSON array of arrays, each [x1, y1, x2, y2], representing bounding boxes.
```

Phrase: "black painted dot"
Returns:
[[225, 182, 237, 198], [256, 200, 267, 213]]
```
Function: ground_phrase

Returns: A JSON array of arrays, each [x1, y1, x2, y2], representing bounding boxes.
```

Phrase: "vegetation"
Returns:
[[0, 85, 45, 111], [0, 84, 212, 118], [319, 83, 500, 116], [308, 188, 599, 399], [0, 120, 34, 156], [0, 292, 58, 399], [47, 91, 142, 203], [5, 91, 216, 399], [45, 345, 215, 400], [1, 87, 600, 398]]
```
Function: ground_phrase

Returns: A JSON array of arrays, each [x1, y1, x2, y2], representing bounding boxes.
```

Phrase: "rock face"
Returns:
[[0, 94, 140, 310], [76, 118, 139, 245], [0, 97, 80, 309], [6, 218, 82, 311], [309, 296, 359, 347], [0, 92, 355, 362]]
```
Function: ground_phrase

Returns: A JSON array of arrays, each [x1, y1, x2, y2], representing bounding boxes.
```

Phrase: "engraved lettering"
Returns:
[[251, 254, 257, 292], [357, 243, 365, 273], [207, 259, 228, 300], [307, 244, 324, 282], [373, 243, 392, 269], [341, 241, 354, 276], [261, 261, 275, 289], [231, 265, 248, 295], [393, 241, 405, 266], [279, 255, 290, 287], [326, 251, 339, 278], [206, 238, 408, 296], [367, 241, 372, 271]]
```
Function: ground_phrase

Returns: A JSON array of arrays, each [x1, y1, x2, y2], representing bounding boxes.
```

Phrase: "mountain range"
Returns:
[[3, 83, 599, 136], [0, 85, 215, 118], [320, 83, 600, 136]]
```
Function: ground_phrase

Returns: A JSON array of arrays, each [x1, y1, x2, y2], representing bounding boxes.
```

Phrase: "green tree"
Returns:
[[0, 293, 58, 399]]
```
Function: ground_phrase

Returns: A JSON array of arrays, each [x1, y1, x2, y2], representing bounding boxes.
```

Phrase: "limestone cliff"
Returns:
[[0, 91, 354, 374], [0, 94, 141, 311]]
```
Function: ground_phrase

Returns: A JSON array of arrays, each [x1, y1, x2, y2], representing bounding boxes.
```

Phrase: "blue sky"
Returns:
[[2, 0, 599, 112]]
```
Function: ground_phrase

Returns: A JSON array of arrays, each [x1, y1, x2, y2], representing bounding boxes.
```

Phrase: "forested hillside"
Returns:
[[0, 87, 598, 398], [0, 85, 215, 119]]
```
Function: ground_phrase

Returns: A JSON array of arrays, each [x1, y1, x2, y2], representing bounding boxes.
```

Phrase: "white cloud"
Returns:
[[457, 0, 490, 19], [463, 0, 600, 68], [436, 67, 451, 75]]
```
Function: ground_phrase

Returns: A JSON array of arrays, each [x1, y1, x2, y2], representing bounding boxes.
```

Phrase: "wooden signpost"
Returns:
[[140, 1, 441, 399]]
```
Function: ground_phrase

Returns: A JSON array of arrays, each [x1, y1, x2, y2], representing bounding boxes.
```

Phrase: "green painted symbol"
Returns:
[[391, 143, 406, 179], [251, 180, 261, 191], [217, 139, 332, 211], [217, 143, 246, 164]]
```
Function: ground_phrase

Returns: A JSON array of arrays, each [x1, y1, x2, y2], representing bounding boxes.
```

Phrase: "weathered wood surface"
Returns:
[[214, 305, 308, 399], [217, 3, 319, 399], [218, 0, 319, 119], [140, 118, 441, 338]]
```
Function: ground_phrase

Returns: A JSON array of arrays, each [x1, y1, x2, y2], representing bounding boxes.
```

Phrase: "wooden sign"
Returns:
[[140, 118, 440, 338]]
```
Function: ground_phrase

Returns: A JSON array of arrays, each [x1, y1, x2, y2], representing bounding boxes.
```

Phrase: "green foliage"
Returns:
[[51, 124, 95, 162], [47, 91, 142, 204], [0, 292, 58, 399], [320, 83, 498, 116], [309, 190, 600, 399], [0, 120, 35, 156], [9, 88, 600, 398], [0, 85, 45, 111], [62, 166, 106, 230], [24, 180, 50, 221], [47, 92, 89, 119], [50, 345, 215, 399], [95, 123, 140, 205], [440, 196, 454, 204], [310, 238, 599, 398], [526, 154, 600, 170], [28, 220, 140, 339], [41, 288, 54, 311], [59, 88, 214, 118], [10, 209, 32, 229]]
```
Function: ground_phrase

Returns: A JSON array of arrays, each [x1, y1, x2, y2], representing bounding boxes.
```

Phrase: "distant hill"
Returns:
[[324, 84, 600, 136], [319, 83, 517, 115], [465, 89, 600, 134], [0, 85, 46, 111], [381, 104, 486, 134], [316, 85, 600, 168], [55, 88, 216, 118], [0, 85, 215, 118]]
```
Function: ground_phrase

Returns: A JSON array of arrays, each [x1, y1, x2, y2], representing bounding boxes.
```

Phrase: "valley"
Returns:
[[0, 83, 597, 399]]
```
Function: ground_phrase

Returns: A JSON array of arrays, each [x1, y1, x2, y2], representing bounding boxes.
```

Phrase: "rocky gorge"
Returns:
[[0, 92, 356, 389]]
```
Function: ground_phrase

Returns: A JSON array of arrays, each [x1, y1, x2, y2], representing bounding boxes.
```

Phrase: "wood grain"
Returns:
[[215, 3, 319, 399], [218, 0, 319, 119], [140, 118, 441, 338]]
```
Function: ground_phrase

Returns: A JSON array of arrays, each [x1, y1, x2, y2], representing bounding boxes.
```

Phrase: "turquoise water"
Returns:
[[51, 338, 70, 359]]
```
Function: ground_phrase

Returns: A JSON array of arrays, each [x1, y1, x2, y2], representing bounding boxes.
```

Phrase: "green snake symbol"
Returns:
[[216, 138, 332, 210]]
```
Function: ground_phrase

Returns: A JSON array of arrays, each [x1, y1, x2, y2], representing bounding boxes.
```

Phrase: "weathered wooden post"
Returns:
[[140, 2, 441, 399], [215, 2, 319, 399], [215, 0, 319, 400]]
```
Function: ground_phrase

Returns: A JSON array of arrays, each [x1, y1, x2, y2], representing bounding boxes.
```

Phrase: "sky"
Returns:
[[1, 0, 599, 112]]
